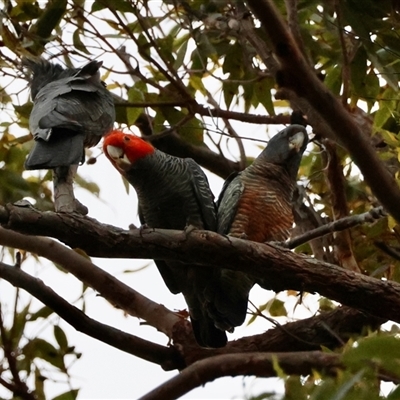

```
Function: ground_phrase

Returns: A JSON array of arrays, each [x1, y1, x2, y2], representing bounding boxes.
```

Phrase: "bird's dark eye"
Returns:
[[124, 136, 130, 141]]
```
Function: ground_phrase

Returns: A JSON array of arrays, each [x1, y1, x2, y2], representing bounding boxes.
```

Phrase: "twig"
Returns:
[[284, 206, 385, 249], [374, 241, 400, 262], [135, 114, 239, 178], [335, 0, 350, 106], [205, 91, 247, 170], [323, 139, 361, 272], [0, 305, 35, 400], [115, 93, 292, 125], [284, 0, 309, 62]]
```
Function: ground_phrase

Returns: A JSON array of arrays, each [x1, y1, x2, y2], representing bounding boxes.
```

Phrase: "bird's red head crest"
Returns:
[[103, 130, 155, 171]]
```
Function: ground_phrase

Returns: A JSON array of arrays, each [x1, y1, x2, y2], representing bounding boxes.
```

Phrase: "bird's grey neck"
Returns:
[[125, 151, 164, 186]]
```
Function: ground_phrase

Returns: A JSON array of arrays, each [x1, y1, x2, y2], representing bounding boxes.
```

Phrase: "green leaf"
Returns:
[[176, 117, 204, 145], [174, 40, 188, 71], [127, 87, 145, 126], [161, 107, 204, 144], [350, 47, 367, 98], [324, 65, 343, 96], [374, 106, 393, 129], [318, 297, 335, 312], [263, 298, 287, 317], [284, 376, 308, 400], [10, 302, 31, 347], [92, 0, 135, 13], [271, 355, 286, 379], [189, 75, 207, 96], [28, 0, 67, 52], [330, 370, 365, 400], [0, 24, 21, 51], [51, 389, 79, 400], [223, 42, 243, 79], [72, 29, 90, 55], [14, 103, 33, 119], [29, 306, 54, 322], [54, 325, 68, 351], [23, 338, 65, 370], [34, 367, 46, 400], [254, 78, 275, 116], [363, 71, 380, 109], [223, 80, 238, 109], [387, 385, 400, 400], [343, 335, 400, 376]]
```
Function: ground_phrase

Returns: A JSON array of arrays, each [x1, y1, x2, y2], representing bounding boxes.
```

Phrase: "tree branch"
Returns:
[[175, 306, 384, 366], [246, 0, 400, 223], [135, 114, 239, 179], [138, 351, 341, 400], [0, 261, 182, 370], [0, 204, 399, 326], [285, 206, 385, 249], [0, 218, 181, 339]]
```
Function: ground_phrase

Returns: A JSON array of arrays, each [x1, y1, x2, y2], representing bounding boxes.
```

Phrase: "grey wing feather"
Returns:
[[31, 78, 113, 133], [202, 171, 252, 331], [185, 158, 217, 231], [138, 202, 183, 295], [217, 172, 244, 234]]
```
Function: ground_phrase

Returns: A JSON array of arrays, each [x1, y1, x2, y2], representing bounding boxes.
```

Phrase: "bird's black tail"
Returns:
[[205, 270, 254, 332], [25, 131, 85, 170], [190, 314, 227, 348]]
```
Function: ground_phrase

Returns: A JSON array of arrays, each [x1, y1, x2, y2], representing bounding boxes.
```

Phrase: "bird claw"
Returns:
[[138, 223, 149, 236], [128, 223, 138, 230], [54, 198, 88, 215], [74, 199, 88, 215], [13, 199, 34, 208], [184, 224, 197, 235]]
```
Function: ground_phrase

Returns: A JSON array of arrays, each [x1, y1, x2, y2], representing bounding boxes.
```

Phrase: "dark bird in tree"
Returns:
[[205, 124, 309, 332], [103, 130, 227, 348], [23, 58, 115, 213]]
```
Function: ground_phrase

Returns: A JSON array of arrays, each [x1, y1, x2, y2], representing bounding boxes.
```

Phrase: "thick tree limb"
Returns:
[[176, 306, 384, 366], [0, 261, 182, 370], [138, 351, 342, 400], [0, 204, 399, 326], [246, 0, 400, 223]]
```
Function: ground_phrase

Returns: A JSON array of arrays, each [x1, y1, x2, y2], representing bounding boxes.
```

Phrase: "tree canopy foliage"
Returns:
[[2, 0, 400, 398]]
